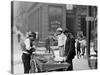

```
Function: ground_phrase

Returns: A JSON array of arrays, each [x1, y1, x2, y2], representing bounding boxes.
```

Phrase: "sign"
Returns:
[[66, 4, 73, 10], [86, 16, 94, 21], [50, 20, 61, 31]]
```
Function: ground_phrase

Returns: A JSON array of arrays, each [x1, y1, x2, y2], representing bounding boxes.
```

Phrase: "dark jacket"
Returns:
[[65, 38, 76, 63], [77, 40, 80, 51], [65, 38, 70, 56]]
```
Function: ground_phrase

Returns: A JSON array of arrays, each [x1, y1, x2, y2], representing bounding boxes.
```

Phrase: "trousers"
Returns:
[[22, 53, 31, 73], [59, 46, 65, 57]]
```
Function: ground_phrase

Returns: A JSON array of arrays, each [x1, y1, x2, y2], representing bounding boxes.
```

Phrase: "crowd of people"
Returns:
[[19, 27, 97, 73]]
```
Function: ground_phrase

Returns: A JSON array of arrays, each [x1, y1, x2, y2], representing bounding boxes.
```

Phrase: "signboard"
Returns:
[[50, 20, 61, 32], [48, 6, 63, 32], [86, 16, 94, 21], [66, 4, 73, 10]]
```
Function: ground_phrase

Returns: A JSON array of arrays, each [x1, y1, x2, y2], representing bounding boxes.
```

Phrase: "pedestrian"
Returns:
[[54, 28, 67, 57], [94, 34, 97, 69], [45, 32, 55, 53], [20, 32, 36, 73], [80, 37, 87, 57], [45, 33, 52, 53], [76, 38, 81, 59], [17, 33, 21, 43], [35, 32, 39, 48], [64, 32, 76, 71], [16, 30, 21, 43]]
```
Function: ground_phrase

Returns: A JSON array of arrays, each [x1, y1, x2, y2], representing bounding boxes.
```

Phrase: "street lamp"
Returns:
[[86, 6, 92, 59]]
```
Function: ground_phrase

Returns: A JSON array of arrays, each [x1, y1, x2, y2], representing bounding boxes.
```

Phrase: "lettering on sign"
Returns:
[[86, 16, 94, 21]]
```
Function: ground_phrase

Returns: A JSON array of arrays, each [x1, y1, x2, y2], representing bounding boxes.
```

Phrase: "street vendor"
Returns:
[[54, 28, 67, 57], [20, 31, 36, 73]]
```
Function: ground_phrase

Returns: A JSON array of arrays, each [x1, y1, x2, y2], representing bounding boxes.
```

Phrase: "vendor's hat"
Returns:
[[30, 32, 36, 37], [27, 31, 36, 38], [56, 28, 63, 31]]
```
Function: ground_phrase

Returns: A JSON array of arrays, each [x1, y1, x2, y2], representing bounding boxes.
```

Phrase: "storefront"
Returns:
[[14, 2, 66, 40]]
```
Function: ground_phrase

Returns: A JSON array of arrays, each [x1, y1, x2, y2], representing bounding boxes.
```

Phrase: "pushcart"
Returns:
[[30, 53, 70, 73]]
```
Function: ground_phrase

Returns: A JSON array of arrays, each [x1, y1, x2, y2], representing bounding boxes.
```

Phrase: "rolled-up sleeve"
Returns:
[[24, 39, 31, 50], [63, 35, 67, 48]]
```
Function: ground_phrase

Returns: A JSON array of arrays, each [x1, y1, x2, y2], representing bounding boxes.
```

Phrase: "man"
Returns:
[[16, 30, 21, 43], [64, 31, 76, 71], [76, 39, 81, 59], [21, 32, 36, 73], [55, 28, 67, 57], [45, 32, 54, 53]]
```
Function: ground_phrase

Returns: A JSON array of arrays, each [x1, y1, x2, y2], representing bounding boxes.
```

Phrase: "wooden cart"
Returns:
[[30, 53, 70, 73]]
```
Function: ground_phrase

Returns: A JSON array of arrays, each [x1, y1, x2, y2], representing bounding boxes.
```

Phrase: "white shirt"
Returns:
[[24, 38, 31, 50], [56, 33, 67, 47], [79, 39, 86, 47]]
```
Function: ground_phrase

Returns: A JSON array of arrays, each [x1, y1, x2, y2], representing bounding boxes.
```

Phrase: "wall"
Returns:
[[13, 2, 66, 40]]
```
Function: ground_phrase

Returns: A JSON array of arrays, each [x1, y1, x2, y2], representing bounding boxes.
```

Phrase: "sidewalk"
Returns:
[[13, 51, 90, 74], [73, 56, 90, 70]]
